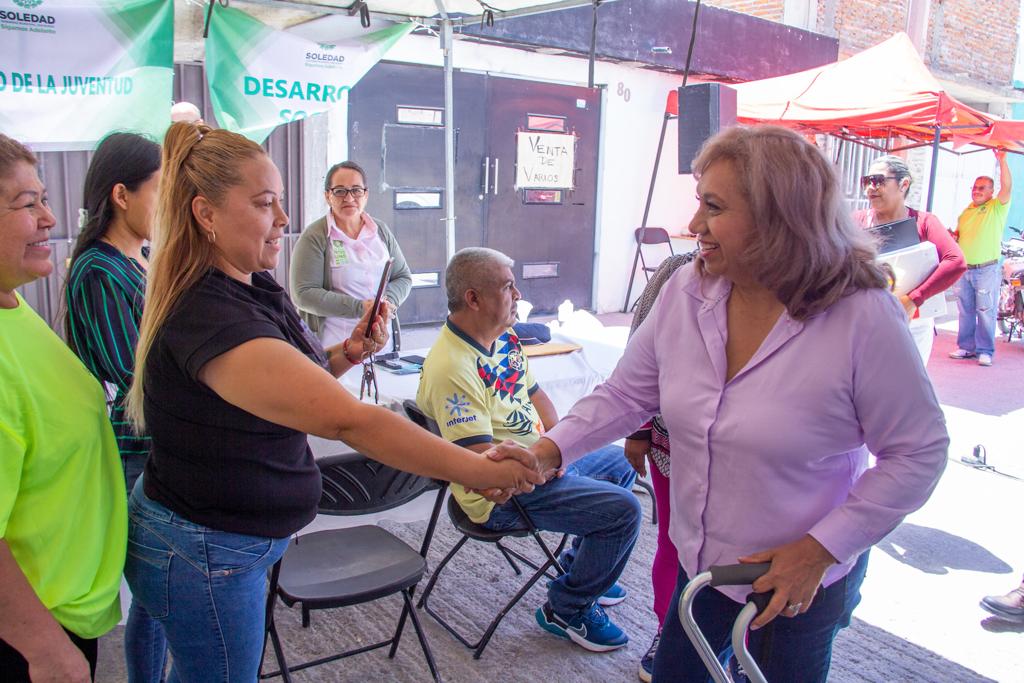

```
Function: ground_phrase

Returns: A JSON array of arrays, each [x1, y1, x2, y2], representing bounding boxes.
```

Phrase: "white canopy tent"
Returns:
[[233, 0, 611, 259]]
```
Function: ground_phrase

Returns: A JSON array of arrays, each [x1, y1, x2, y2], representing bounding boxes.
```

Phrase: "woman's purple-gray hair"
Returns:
[[691, 125, 889, 320]]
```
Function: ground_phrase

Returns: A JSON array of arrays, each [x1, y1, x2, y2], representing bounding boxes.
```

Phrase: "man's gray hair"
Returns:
[[446, 247, 514, 311], [873, 155, 913, 196]]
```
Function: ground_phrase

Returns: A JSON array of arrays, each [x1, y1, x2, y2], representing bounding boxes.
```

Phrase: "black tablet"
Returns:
[[365, 258, 394, 338], [870, 217, 920, 254]]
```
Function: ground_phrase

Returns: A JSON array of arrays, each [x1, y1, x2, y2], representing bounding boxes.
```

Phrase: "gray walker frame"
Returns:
[[677, 562, 772, 683]]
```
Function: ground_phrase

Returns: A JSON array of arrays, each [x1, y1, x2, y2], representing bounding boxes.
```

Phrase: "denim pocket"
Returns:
[[125, 537, 173, 619], [205, 531, 275, 577]]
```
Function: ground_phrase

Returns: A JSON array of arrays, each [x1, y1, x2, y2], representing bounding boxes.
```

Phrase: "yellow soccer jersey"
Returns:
[[957, 197, 1010, 265], [417, 320, 541, 522]]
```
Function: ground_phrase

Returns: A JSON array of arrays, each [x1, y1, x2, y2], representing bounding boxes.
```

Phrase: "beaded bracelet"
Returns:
[[342, 338, 363, 364]]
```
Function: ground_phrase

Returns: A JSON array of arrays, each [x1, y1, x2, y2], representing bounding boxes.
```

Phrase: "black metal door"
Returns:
[[349, 63, 601, 325], [482, 75, 600, 314], [348, 62, 487, 324]]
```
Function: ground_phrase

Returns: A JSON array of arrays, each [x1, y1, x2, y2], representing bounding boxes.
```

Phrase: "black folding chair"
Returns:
[[623, 226, 675, 312], [403, 400, 569, 659], [260, 453, 442, 682]]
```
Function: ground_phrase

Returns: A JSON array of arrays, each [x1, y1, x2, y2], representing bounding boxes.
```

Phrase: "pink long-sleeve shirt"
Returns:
[[546, 265, 948, 602]]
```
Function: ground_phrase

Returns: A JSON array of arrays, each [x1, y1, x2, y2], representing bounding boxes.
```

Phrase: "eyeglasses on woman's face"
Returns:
[[860, 174, 898, 190], [327, 186, 367, 199]]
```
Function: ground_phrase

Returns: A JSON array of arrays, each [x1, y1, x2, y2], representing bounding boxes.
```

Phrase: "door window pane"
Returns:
[[523, 189, 563, 204], [395, 191, 443, 209], [411, 272, 441, 288], [397, 106, 443, 126], [526, 114, 566, 132], [522, 262, 559, 279]]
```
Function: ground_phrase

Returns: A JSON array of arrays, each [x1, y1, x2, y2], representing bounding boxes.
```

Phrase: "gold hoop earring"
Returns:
[[206, 230, 216, 244]]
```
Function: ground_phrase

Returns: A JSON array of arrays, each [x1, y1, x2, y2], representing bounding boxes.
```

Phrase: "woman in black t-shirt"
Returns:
[[123, 122, 547, 681]]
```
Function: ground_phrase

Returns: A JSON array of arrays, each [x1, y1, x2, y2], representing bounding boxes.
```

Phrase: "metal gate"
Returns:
[[822, 135, 882, 213]]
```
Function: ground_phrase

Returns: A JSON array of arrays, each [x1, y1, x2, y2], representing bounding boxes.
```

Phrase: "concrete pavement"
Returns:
[[855, 325, 1024, 682]]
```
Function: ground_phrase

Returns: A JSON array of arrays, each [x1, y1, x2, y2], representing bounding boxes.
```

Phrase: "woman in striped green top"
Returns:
[[65, 132, 167, 683], [66, 132, 160, 492]]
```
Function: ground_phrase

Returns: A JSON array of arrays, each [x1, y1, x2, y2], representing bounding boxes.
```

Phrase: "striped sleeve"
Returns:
[[67, 264, 141, 394]]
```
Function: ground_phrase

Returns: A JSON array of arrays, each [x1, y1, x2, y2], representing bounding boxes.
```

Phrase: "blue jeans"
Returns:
[[955, 262, 1001, 356], [124, 478, 290, 683], [652, 551, 869, 683], [483, 444, 640, 619], [122, 459, 168, 683]]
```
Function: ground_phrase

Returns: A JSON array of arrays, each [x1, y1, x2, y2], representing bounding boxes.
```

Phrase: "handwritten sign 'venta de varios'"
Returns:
[[515, 132, 576, 189]]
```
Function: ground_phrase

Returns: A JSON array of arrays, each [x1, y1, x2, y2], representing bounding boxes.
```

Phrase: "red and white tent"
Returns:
[[729, 32, 996, 145]]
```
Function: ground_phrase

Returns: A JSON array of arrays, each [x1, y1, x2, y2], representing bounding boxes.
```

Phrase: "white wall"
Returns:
[[293, 21, 697, 313], [926, 146, 1004, 230]]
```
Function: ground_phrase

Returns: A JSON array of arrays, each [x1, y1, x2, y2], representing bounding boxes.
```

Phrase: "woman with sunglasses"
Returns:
[[853, 155, 966, 362], [290, 161, 412, 350]]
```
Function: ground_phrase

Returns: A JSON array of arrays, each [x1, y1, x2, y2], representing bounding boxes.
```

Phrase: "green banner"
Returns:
[[0, 0, 173, 151], [206, 5, 413, 143]]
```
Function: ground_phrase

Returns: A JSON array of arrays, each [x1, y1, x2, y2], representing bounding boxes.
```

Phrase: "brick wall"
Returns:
[[703, 0, 786, 22], [712, 0, 1019, 88], [925, 0, 1018, 87], [815, 0, 910, 58]]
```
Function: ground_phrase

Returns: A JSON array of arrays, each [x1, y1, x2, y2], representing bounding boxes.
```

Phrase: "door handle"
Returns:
[[492, 157, 500, 195], [482, 156, 490, 196]]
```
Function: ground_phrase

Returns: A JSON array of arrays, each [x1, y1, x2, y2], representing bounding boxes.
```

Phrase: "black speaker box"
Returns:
[[678, 83, 737, 174]]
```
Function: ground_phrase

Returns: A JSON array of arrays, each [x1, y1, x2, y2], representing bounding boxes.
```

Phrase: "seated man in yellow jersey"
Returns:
[[417, 247, 641, 653]]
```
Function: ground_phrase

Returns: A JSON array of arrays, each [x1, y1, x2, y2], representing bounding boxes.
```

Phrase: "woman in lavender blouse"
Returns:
[[528, 126, 949, 681]]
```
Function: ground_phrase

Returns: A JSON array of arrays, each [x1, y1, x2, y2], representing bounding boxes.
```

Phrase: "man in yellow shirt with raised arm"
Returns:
[[949, 149, 1012, 367]]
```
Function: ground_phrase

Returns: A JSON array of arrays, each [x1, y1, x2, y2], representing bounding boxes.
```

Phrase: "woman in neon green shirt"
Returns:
[[0, 133, 128, 681]]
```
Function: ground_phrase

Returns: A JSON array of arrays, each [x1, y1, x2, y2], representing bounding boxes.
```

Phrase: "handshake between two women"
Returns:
[[473, 437, 564, 504]]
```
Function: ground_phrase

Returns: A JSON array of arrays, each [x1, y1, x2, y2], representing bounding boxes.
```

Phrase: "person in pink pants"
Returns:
[[624, 252, 694, 682]]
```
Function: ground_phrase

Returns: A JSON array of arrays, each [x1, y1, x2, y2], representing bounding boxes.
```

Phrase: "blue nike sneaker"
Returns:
[[598, 581, 628, 607], [535, 601, 629, 652]]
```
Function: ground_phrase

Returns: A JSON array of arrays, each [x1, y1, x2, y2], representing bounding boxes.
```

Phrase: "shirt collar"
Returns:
[[681, 269, 731, 311], [326, 211, 378, 243], [445, 317, 500, 356]]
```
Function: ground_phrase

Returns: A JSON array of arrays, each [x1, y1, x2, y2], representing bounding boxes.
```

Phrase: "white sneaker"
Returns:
[[978, 353, 993, 366]]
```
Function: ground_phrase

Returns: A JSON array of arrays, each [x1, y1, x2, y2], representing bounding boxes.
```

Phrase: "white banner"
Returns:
[[206, 4, 413, 143], [0, 0, 173, 151]]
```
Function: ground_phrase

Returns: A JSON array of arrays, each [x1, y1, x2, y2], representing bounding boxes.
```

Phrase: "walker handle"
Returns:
[[708, 562, 771, 587]]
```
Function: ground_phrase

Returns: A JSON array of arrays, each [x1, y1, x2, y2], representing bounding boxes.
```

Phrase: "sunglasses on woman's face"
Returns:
[[860, 174, 897, 189]]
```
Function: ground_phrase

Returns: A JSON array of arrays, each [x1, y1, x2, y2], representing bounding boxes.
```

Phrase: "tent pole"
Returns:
[[438, 10, 457, 261], [641, 113, 671, 229], [588, 0, 600, 88], [623, 111, 671, 312], [926, 126, 941, 212]]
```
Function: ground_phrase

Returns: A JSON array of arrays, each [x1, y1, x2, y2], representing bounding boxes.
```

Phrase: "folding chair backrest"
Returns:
[[403, 399, 442, 437], [316, 452, 438, 516], [635, 226, 673, 246], [401, 400, 455, 558]]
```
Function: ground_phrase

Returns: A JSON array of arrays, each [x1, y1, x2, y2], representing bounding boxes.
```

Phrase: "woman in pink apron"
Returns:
[[290, 161, 412, 348]]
